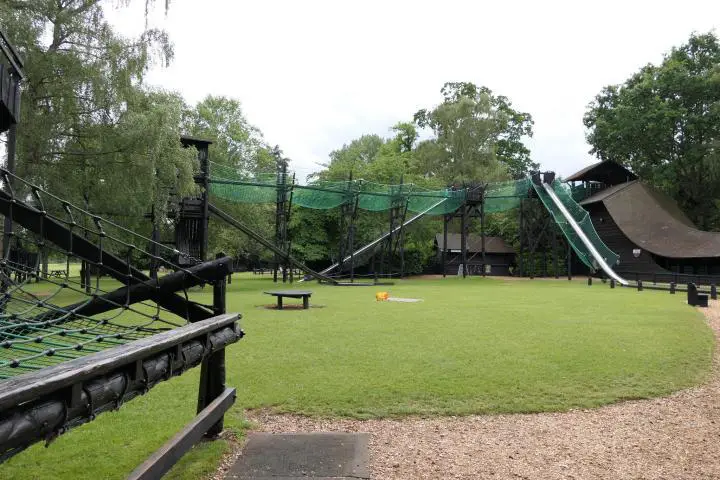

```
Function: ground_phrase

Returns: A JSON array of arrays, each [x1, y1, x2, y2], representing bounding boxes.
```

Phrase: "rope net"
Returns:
[[484, 178, 531, 213], [0, 169, 216, 380], [208, 161, 497, 216]]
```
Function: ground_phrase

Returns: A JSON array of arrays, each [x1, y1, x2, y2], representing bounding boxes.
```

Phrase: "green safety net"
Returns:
[[570, 184, 592, 202], [293, 182, 354, 209], [212, 181, 279, 203], [407, 189, 466, 215], [209, 161, 477, 215], [532, 180, 619, 270], [356, 181, 407, 212], [484, 178, 531, 214], [211, 169, 287, 204]]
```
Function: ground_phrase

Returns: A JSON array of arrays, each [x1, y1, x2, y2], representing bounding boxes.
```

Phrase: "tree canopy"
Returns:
[[0, 0, 194, 224], [415, 82, 536, 181], [584, 32, 720, 230]]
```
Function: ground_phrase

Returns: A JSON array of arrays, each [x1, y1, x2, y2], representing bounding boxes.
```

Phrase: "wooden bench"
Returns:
[[264, 290, 312, 310]]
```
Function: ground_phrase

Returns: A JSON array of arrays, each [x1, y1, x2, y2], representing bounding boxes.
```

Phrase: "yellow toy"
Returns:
[[375, 291, 389, 301]]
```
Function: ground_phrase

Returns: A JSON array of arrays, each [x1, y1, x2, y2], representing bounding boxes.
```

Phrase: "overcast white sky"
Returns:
[[108, 0, 720, 180]]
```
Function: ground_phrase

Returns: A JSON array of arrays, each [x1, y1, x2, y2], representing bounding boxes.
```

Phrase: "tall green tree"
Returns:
[[584, 32, 720, 230], [185, 95, 274, 176], [313, 134, 385, 181], [0, 0, 194, 224], [184, 95, 278, 260], [414, 82, 535, 181]]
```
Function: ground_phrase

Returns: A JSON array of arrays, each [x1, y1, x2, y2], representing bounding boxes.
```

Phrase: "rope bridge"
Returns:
[[0, 168, 242, 477], [208, 161, 532, 215]]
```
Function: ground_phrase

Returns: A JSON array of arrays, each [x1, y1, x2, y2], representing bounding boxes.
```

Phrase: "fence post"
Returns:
[[197, 253, 228, 438], [610, 278, 615, 289], [670, 282, 676, 294], [711, 283, 717, 301], [587, 276, 592, 286], [637, 280, 643, 291]]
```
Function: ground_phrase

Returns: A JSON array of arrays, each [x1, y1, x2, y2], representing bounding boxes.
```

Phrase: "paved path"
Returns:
[[225, 433, 369, 480]]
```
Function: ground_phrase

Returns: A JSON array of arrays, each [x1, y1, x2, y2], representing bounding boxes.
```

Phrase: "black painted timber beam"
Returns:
[[0, 186, 215, 321]]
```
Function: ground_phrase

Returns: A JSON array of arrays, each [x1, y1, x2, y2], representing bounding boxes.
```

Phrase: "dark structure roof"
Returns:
[[581, 181, 720, 259], [565, 160, 638, 185], [180, 135, 213, 147], [435, 233, 515, 254], [579, 181, 635, 206]]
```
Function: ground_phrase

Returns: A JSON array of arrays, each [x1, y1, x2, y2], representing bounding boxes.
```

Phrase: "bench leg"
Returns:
[[303, 296, 309, 309], [277, 296, 283, 310]]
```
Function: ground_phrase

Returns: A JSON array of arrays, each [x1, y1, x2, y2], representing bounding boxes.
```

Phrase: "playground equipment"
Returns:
[[199, 161, 625, 282], [315, 197, 448, 279], [0, 30, 242, 475], [209, 164, 467, 282], [0, 167, 242, 475], [534, 172, 627, 286]]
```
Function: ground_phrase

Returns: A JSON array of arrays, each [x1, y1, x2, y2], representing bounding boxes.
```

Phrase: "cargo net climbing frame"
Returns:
[[0, 168, 241, 462]]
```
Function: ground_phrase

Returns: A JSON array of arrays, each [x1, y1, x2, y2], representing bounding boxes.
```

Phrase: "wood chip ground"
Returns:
[[221, 300, 720, 480]]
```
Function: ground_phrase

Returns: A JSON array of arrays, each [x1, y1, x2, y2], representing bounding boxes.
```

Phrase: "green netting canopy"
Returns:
[[293, 182, 354, 209], [484, 178, 531, 214], [407, 189, 466, 215], [207, 162, 536, 216]]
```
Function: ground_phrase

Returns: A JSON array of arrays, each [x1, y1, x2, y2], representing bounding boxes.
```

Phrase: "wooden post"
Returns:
[[566, 239, 572, 281], [348, 191, 359, 283], [480, 193, 486, 277], [199, 144, 210, 263], [2, 124, 16, 257], [711, 283, 717, 300], [461, 205, 467, 278], [197, 253, 227, 438], [518, 198, 525, 277], [551, 227, 558, 279], [150, 205, 159, 281], [442, 214, 448, 278], [285, 172, 296, 283], [399, 213, 404, 278]]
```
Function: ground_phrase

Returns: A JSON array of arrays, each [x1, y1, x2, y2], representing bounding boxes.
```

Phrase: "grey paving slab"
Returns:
[[226, 432, 370, 480]]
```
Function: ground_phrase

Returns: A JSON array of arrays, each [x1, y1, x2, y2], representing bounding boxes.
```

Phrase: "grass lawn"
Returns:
[[1, 275, 714, 479]]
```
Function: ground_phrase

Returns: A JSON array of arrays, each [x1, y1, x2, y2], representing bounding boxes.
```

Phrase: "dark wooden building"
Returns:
[[568, 161, 720, 280], [434, 233, 516, 276]]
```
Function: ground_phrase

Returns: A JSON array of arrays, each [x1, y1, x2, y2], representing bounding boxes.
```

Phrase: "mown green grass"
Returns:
[[1, 275, 714, 479]]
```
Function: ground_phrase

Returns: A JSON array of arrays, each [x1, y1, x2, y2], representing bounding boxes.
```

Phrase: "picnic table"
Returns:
[[264, 290, 312, 310]]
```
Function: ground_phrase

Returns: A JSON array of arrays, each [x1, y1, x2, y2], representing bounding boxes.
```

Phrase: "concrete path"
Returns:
[[225, 432, 370, 480]]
